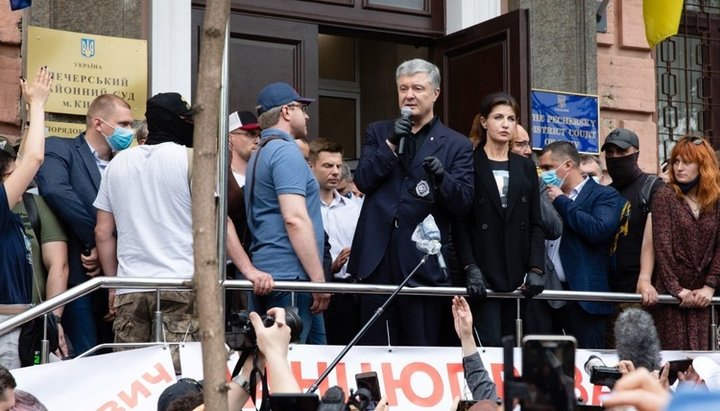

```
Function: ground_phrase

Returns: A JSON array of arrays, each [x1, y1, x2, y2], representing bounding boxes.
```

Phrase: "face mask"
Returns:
[[605, 152, 642, 188], [591, 176, 601, 184], [541, 161, 568, 187], [101, 119, 134, 151], [678, 176, 700, 194]]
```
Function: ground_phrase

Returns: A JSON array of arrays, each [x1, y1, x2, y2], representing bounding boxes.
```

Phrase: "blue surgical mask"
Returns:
[[101, 119, 134, 151], [541, 161, 568, 187]]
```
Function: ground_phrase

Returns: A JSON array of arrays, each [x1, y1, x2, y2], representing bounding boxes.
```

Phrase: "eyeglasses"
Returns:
[[287, 103, 308, 113]]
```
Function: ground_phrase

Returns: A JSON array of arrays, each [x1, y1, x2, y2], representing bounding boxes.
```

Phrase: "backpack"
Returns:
[[638, 174, 659, 214]]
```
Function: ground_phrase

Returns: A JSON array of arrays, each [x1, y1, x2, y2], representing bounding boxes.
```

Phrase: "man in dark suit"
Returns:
[[538, 141, 626, 349], [347, 58, 474, 346], [36, 94, 134, 355]]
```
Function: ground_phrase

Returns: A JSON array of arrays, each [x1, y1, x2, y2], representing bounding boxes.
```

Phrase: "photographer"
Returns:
[[162, 307, 301, 411], [452, 296, 499, 402]]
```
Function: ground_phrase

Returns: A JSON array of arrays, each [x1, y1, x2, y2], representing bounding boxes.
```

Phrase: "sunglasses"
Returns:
[[689, 136, 704, 145]]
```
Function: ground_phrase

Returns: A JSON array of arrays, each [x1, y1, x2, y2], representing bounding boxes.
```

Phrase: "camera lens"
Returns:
[[283, 307, 303, 343]]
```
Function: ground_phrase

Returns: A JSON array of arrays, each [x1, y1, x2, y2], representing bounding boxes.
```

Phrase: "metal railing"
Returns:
[[2, 276, 719, 347]]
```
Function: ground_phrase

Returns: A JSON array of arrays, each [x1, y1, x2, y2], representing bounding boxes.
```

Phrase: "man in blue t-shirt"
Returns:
[[245, 82, 329, 344]]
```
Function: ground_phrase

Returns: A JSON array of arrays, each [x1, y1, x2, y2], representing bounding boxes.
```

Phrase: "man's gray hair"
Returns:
[[257, 106, 282, 129], [396, 59, 441, 89]]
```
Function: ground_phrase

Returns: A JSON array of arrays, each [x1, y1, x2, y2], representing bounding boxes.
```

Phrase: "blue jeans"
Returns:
[[248, 291, 326, 344], [62, 294, 98, 356]]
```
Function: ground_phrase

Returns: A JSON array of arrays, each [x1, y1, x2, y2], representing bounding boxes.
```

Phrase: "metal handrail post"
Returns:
[[154, 289, 164, 343]]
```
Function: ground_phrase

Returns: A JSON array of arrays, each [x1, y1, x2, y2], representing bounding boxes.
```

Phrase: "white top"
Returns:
[[94, 143, 193, 295], [232, 169, 246, 188], [546, 176, 589, 283], [320, 190, 361, 279]]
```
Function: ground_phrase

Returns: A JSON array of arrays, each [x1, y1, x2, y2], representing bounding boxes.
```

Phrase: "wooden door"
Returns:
[[432, 9, 530, 137], [191, 9, 319, 132]]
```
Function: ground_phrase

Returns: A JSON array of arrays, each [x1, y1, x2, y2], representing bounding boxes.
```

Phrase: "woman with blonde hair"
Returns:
[[651, 135, 720, 350]]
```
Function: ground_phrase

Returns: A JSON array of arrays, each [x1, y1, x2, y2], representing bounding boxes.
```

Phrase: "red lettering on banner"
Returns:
[[142, 362, 174, 385], [446, 363, 464, 400], [400, 362, 443, 406], [490, 362, 519, 399], [117, 381, 151, 408], [381, 362, 400, 405], [291, 361, 330, 393], [360, 362, 373, 374], [591, 382, 610, 405], [574, 367, 589, 405], [95, 362, 173, 410]]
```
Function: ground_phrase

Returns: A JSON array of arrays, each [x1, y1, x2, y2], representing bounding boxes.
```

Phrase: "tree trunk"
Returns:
[[192, 0, 230, 410]]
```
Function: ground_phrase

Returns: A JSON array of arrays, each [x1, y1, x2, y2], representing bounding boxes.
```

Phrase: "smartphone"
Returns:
[[356, 371, 381, 410], [457, 400, 478, 411], [268, 393, 320, 411], [521, 335, 577, 411], [667, 359, 693, 385]]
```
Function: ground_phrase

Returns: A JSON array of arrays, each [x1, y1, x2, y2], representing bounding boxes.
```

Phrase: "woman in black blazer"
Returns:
[[454, 92, 545, 346]]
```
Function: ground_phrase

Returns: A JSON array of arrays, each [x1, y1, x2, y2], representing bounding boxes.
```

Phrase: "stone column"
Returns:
[[509, 0, 598, 94]]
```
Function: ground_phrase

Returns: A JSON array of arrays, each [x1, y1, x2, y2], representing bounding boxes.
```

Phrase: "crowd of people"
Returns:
[[2, 58, 720, 409]]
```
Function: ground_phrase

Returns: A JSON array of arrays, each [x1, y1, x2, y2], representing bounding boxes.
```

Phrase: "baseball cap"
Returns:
[[146, 92, 195, 117], [157, 378, 203, 411], [229, 110, 260, 132], [0, 136, 16, 157], [601, 128, 639, 151], [256, 82, 314, 115]]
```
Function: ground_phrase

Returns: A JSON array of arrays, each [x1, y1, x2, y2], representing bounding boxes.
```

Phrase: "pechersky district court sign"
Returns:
[[26, 26, 147, 120], [531, 89, 600, 154]]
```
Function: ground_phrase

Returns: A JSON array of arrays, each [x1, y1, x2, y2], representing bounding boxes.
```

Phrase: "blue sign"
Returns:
[[531, 89, 599, 153]]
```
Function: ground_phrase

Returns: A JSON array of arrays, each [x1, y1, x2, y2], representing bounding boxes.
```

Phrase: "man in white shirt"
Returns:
[[308, 138, 361, 344]]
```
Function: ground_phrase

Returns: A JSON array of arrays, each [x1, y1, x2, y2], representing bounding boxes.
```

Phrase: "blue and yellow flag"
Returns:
[[643, 0, 684, 48]]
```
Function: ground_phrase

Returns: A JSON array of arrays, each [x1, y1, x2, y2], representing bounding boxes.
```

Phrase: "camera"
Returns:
[[583, 355, 622, 388], [225, 308, 303, 351]]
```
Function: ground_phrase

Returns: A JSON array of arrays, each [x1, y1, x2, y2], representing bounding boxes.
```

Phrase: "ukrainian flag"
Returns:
[[643, 0, 684, 48]]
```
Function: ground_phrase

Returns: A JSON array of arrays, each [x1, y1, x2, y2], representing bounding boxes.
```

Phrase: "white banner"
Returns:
[[10, 343, 720, 411], [11, 346, 175, 410]]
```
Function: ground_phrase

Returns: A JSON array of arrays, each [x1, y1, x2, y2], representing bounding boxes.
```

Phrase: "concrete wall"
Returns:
[[597, 0, 658, 173]]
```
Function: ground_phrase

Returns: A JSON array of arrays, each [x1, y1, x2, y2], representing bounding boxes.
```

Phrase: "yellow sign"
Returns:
[[44, 121, 86, 138], [26, 26, 147, 119]]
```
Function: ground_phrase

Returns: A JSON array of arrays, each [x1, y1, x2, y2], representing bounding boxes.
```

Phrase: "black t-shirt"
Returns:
[[609, 173, 664, 292]]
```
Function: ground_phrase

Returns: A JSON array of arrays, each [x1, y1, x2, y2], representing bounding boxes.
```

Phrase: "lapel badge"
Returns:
[[415, 179, 430, 198]]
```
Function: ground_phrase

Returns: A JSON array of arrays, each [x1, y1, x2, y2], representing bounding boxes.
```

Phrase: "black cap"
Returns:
[[146, 92, 195, 117], [601, 128, 639, 151], [157, 378, 203, 411]]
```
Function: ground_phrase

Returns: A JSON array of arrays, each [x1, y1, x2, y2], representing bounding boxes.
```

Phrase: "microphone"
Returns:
[[397, 106, 412, 155], [614, 308, 661, 371], [411, 214, 448, 281]]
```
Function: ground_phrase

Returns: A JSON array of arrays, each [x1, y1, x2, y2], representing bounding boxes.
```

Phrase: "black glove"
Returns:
[[465, 264, 488, 301], [423, 156, 444, 182], [388, 115, 412, 146], [521, 270, 545, 298]]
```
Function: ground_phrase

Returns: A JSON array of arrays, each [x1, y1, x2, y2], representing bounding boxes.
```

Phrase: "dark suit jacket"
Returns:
[[454, 149, 544, 292], [347, 118, 474, 286], [553, 177, 626, 315], [36, 134, 101, 286]]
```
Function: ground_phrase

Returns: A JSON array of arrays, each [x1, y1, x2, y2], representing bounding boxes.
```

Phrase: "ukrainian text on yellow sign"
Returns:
[[27, 26, 147, 119], [44, 121, 86, 138]]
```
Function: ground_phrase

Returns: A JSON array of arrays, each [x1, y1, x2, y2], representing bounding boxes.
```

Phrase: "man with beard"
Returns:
[[601, 128, 663, 340]]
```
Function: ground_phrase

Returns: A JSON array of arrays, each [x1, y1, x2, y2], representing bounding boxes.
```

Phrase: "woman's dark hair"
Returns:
[[468, 91, 519, 148], [0, 150, 15, 177]]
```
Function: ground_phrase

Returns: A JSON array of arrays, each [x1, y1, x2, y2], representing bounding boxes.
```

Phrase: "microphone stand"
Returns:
[[306, 254, 429, 394]]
